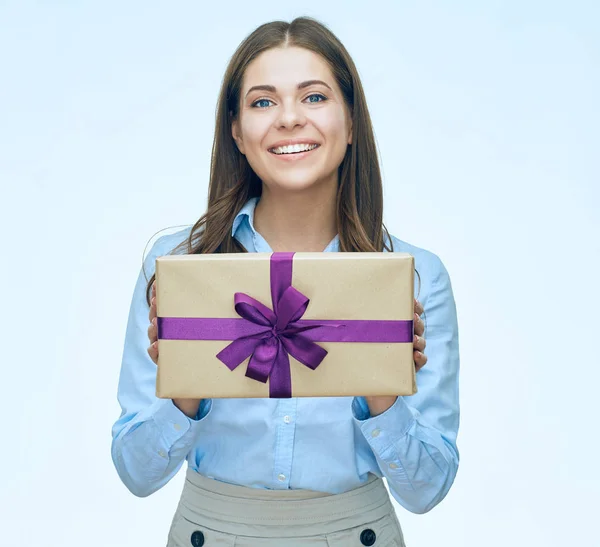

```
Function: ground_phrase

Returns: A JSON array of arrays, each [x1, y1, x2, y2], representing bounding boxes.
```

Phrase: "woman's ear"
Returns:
[[231, 117, 246, 155], [347, 117, 353, 145]]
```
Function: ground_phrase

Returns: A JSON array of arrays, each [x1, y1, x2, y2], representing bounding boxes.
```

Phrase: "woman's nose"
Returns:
[[276, 100, 306, 129]]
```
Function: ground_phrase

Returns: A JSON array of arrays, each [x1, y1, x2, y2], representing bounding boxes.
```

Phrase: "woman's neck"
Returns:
[[254, 185, 337, 252]]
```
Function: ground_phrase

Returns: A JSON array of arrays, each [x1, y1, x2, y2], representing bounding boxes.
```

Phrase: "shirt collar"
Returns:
[[232, 197, 259, 237]]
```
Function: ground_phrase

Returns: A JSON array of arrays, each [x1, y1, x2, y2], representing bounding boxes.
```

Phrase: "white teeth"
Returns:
[[271, 143, 318, 155]]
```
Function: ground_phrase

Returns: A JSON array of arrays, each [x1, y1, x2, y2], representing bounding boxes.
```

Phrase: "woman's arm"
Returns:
[[110, 233, 212, 497], [353, 254, 460, 513]]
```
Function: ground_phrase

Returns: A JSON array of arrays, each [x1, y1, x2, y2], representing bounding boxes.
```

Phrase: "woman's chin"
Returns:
[[264, 177, 327, 194], [262, 168, 336, 194]]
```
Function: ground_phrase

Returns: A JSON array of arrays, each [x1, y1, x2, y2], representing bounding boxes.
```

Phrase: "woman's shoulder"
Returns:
[[141, 226, 195, 280], [148, 225, 195, 257], [387, 234, 451, 286]]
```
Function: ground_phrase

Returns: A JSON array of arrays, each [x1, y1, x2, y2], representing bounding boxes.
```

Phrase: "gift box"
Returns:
[[155, 252, 416, 399]]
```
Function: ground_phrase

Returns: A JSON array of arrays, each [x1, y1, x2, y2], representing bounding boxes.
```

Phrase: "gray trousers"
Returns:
[[167, 468, 406, 546]]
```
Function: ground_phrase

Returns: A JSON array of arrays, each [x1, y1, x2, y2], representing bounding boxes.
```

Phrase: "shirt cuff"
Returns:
[[146, 398, 212, 446], [353, 396, 415, 452]]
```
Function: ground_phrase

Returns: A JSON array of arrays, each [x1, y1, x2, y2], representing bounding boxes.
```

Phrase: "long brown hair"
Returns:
[[146, 17, 398, 305]]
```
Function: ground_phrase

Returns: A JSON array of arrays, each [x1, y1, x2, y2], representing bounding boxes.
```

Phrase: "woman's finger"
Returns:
[[414, 298, 424, 316], [413, 334, 426, 353], [148, 317, 158, 344], [414, 312, 425, 336], [147, 341, 158, 365], [414, 350, 427, 372], [149, 296, 157, 322]]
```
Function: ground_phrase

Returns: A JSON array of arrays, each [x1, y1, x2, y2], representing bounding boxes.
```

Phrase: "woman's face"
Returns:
[[232, 46, 352, 194]]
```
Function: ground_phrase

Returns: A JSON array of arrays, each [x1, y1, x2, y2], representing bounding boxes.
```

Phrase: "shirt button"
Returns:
[[158, 450, 167, 458], [173, 423, 182, 431], [283, 415, 291, 424], [278, 474, 286, 482], [389, 462, 399, 469], [371, 428, 381, 438]]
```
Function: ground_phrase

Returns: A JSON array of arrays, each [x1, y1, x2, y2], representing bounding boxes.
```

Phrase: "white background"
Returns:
[[1, 1, 598, 545]]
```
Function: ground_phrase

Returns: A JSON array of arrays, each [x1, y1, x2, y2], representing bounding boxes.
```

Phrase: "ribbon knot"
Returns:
[[267, 326, 279, 342]]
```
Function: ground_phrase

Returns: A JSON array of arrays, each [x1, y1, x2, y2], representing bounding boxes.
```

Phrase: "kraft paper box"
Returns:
[[155, 252, 416, 399]]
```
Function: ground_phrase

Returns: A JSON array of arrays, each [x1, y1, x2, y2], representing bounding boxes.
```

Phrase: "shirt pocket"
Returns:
[[324, 513, 406, 547]]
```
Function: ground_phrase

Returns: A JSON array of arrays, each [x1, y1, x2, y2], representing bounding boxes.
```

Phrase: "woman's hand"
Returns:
[[148, 281, 202, 418], [365, 298, 427, 416], [413, 298, 427, 372]]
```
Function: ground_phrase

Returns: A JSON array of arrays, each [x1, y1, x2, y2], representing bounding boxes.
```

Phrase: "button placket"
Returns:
[[273, 399, 297, 487]]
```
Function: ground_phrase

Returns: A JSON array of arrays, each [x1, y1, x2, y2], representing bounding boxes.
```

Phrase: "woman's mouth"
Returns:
[[268, 143, 320, 156]]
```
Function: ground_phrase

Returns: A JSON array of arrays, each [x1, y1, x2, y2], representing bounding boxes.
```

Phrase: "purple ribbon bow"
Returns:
[[215, 253, 331, 398], [158, 252, 413, 398]]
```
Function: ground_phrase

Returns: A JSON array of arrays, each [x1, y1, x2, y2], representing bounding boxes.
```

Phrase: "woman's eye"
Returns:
[[306, 93, 327, 104], [252, 99, 273, 108]]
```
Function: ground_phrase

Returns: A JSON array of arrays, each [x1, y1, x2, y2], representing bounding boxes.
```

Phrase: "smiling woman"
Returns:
[[111, 16, 460, 547], [140, 17, 391, 259]]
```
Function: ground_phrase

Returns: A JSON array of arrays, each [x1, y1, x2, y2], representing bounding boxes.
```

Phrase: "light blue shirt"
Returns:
[[111, 198, 460, 514]]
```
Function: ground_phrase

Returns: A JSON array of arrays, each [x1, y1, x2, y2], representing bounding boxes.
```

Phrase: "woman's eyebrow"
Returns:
[[245, 80, 333, 98], [297, 79, 332, 91]]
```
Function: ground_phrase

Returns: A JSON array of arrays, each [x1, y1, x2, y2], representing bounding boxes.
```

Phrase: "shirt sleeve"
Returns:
[[110, 234, 213, 497], [352, 254, 460, 514]]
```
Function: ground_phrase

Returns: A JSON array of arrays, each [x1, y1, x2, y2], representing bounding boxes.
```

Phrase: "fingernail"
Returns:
[[414, 313, 419, 321], [414, 335, 418, 344], [152, 318, 157, 327]]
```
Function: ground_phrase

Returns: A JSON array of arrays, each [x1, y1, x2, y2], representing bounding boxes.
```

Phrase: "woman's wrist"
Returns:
[[172, 398, 202, 419], [364, 396, 397, 417]]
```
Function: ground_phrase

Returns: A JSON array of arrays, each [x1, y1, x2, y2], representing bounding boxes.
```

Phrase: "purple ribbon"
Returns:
[[157, 252, 413, 398]]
